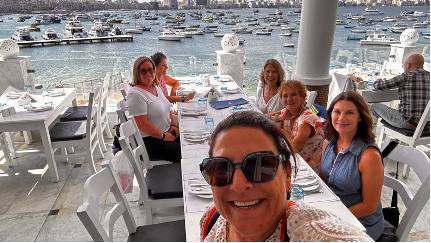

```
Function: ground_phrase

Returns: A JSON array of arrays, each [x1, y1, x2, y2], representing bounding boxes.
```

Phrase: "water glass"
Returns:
[[198, 98, 207, 111], [291, 184, 305, 203], [221, 86, 228, 99], [204, 117, 214, 132], [232, 106, 243, 112]]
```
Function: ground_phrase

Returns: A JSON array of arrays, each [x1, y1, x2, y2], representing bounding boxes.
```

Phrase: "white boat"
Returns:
[[11, 27, 34, 41], [41, 29, 59, 40], [359, 31, 400, 46], [413, 22, 428, 28], [238, 39, 245, 45], [283, 43, 294, 47], [125, 27, 143, 34], [0, 18, 3, 22], [75, 14, 91, 22], [275, 9, 283, 16], [281, 25, 296, 30], [391, 23, 408, 30], [256, 31, 271, 35], [269, 22, 281, 26], [336, 19, 349, 25], [279, 32, 292, 37], [232, 25, 253, 34], [412, 11, 427, 17], [362, 7, 384, 15], [109, 26, 123, 36], [88, 23, 108, 37], [382, 17, 397, 22], [64, 20, 88, 38], [351, 28, 367, 33], [158, 30, 183, 41], [213, 33, 225, 37]]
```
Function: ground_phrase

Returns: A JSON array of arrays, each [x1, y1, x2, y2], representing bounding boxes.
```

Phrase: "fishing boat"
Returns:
[[283, 43, 294, 47], [279, 32, 292, 37], [41, 29, 59, 40], [359, 31, 400, 46]]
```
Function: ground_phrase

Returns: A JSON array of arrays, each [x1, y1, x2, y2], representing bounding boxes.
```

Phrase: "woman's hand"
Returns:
[[163, 131, 176, 141], [184, 92, 194, 102], [170, 125, 180, 138], [280, 109, 296, 121]]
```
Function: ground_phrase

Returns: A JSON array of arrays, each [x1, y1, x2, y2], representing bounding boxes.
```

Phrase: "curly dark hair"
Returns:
[[208, 111, 296, 173], [150, 52, 167, 67], [324, 91, 376, 144]]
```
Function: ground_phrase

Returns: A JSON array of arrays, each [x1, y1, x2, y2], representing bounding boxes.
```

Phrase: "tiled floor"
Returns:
[[0, 117, 429, 241]]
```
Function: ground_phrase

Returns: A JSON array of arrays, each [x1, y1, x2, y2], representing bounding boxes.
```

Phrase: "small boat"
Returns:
[[392, 23, 408, 30], [346, 34, 363, 40], [382, 17, 397, 22], [412, 11, 427, 17], [291, 29, 299, 33], [109, 26, 123, 36], [125, 27, 143, 34], [413, 22, 428, 28], [41, 29, 59, 40], [0, 18, 3, 22], [213, 33, 225, 37], [419, 31, 430, 36], [425, 36, 430, 39], [279, 32, 292, 37], [351, 28, 367, 33], [344, 25, 354, 29], [362, 7, 384, 15], [283, 43, 294, 47], [281, 25, 295, 30], [359, 31, 400, 46], [239, 39, 245, 45], [256, 31, 271, 35], [336, 19, 349, 25], [158, 30, 183, 41], [17, 16, 25, 22], [275, 9, 283, 16]]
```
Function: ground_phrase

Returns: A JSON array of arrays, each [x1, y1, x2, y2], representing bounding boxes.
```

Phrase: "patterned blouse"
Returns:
[[287, 108, 324, 172], [200, 202, 373, 242]]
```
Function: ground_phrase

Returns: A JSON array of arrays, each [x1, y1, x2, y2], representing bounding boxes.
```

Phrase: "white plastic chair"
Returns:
[[116, 100, 128, 124], [328, 72, 355, 107], [306, 90, 317, 108], [0, 133, 12, 166], [120, 82, 131, 100], [76, 159, 186, 242], [380, 140, 430, 242], [424, 62, 430, 72], [378, 60, 404, 79], [378, 100, 430, 178], [49, 87, 104, 174], [98, 73, 113, 152], [118, 118, 183, 225]]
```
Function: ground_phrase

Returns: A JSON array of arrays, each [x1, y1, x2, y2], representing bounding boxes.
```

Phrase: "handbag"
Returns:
[[381, 141, 400, 228]]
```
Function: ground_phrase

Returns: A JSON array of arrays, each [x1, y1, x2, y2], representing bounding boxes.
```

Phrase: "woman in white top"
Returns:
[[126, 56, 181, 163], [255, 59, 285, 114]]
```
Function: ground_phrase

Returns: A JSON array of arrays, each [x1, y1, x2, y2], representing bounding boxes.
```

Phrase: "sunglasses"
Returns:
[[199, 151, 285, 187], [138, 68, 154, 75]]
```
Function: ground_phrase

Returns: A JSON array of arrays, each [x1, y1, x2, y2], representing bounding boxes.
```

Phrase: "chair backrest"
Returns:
[[120, 82, 131, 99], [379, 60, 404, 79], [382, 144, 430, 242], [77, 159, 137, 242], [119, 118, 153, 170], [306, 90, 317, 108], [122, 70, 132, 84], [100, 73, 111, 111], [410, 100, 430, 145], [87, 86, 101, 146], [116, 100, 128, 124], [328, 72, 355, 106], [423, 62, 430, 72]]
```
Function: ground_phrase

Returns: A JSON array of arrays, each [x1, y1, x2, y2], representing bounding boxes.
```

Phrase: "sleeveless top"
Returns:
[[321, 137, 384, 240]]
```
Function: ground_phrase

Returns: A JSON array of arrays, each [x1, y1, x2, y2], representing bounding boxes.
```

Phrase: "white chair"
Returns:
[[380, 140, 430, 242], [118, 118, 183, 225], [77, 159, 186, 242], [121, 70, 132, 83], [378, 60, 404, 79], [424, 62, 430, 72], [328, 72, 355, 107], [49, 87, 104, 174], [120, 82, 131, 100], [116, 100, 128, 124], [0, 133, 13, 167], [98, 73, 113, 152], [378, 100, 430, 178], [306, 90, 317, 108]]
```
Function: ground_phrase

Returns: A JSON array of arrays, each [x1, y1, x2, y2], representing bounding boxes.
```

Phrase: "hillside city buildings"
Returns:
[[0, 0, 429, 14]]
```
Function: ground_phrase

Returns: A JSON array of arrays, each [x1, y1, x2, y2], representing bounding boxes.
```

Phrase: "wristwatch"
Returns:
[[161, 132, 165, 140], [275, 114, 280, 122], [181, 95, 185, 102]]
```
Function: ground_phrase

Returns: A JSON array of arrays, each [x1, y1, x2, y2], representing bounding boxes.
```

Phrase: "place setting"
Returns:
[[179, 108, 207, 118]]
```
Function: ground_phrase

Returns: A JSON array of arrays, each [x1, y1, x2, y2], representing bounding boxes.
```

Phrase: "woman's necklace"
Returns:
[[338, 141, 351, 151]]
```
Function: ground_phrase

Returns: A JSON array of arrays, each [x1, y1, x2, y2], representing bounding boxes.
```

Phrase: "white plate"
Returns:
[[293, 177, 318, 187], [6, 94, 21, 99], [219, 78, 231, 82], [196, 194, 213, 199], [185, 137, 208, 142], [27, 106, 53, 112], [302, 183, 320, 192]]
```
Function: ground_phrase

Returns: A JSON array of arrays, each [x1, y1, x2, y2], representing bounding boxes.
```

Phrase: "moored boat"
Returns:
[[11, 27, 34, 41], [359, 31, 400, 46], [41, 29, 59, 40], [158, 30, 183, 41]]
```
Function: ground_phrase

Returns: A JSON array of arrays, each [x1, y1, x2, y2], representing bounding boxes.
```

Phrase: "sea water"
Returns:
[[0, 6, 429, 97]]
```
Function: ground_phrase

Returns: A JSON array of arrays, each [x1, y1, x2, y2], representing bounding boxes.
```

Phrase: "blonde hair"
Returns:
[[278, 80, 308, 99], [130, 56, 158, 87], [259, 59, 285, 88]]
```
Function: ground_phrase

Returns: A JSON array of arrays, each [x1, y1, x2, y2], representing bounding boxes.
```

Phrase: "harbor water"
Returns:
[[0, 6, 429, 97]]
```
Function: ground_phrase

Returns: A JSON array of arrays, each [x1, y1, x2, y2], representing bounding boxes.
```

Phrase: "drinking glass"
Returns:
[[291, 184, 305, 203], [198, 98, 207, 111], [221, 86, 228, 100], [232, 106, 243, 112], [204, 117, 214, 133]]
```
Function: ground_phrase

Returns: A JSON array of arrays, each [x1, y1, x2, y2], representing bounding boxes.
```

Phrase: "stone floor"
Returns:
[[0, 121, 429, 242]]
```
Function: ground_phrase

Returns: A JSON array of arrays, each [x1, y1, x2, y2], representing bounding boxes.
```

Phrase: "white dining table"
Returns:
[[330, 68, 399, 104], [0, 88, 78, 182], [176, 75, 366, 241]]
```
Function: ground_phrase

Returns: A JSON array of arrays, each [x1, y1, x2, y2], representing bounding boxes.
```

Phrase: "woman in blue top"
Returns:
[[320, 91, 384, 240]]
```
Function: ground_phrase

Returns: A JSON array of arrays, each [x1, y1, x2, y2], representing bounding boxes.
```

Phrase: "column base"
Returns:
[[306, 84, 330, 108]]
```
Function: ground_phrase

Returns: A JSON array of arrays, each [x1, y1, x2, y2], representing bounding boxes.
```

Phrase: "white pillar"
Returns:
[[389, 44, 425, 64], [292, 0, 338, 86], [216, 50, 245, 88]]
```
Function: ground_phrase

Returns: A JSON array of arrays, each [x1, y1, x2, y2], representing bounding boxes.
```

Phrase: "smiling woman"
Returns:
[[199, 111, 373, 242]]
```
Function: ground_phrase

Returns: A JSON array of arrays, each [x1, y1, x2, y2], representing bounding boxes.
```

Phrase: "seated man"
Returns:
[[371, 54, 430, 130]]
